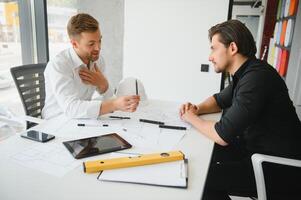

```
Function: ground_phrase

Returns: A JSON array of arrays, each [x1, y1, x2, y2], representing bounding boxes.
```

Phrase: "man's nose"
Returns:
[[95, 43, 101, 51], [208, 55, 213, 62]]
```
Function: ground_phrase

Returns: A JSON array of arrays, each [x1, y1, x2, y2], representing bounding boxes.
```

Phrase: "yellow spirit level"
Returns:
[[83, 151, 184, 173]]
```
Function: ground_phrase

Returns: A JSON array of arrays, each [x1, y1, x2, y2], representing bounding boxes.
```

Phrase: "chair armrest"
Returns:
[[251, 153, 301, 200]]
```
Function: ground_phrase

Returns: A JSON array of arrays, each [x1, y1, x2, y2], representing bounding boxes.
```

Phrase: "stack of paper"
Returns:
[[97, 154, 188, 188]]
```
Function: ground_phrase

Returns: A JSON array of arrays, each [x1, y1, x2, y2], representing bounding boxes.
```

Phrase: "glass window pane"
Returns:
[[47, 0, 78, 59], [0, 1, 23, 116], [0, 1, 22, 75]]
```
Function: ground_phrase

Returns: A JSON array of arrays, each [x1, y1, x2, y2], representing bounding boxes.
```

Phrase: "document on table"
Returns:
[[0, 122, 14, 141], [129, 104, 191, 129], [101, 102, 191, 129], [119, 124, 186, 152], [56, 116, 186, 152], [55, 118, 125, 138], [10, 143, 81, 177], [33, 114, 71, 134], [97, 153, 188, 188], [0, 120, 6, 128]]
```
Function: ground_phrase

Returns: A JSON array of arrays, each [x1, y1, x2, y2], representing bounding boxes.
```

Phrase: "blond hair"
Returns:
[[67, 13, 99, 38]]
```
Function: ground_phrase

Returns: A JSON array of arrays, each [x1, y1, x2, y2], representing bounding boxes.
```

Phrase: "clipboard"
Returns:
[[97, 158, 188, 188]]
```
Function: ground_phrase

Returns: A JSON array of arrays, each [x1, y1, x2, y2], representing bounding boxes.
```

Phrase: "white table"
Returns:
[[0, 100, 220, 200]]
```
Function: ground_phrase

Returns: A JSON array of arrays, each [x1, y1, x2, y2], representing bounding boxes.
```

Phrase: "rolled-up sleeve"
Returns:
[[49, 61, 101, 119], [214, 72, 268, 144], [213, 83, 233, 109]]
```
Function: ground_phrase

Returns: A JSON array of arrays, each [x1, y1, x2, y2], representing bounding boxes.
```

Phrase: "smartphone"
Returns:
[[21, 130, 55, 143]]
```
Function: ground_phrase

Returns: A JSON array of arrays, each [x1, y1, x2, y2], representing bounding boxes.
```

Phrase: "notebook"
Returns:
[[97, 154, 188, 188]]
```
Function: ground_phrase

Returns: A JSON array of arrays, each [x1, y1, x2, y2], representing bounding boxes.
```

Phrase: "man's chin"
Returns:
[[214, 67, 222, 73], [92, 55, 99, 61]]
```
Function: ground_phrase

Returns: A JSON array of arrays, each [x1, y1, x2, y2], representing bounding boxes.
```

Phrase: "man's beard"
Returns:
[[86, 53, 99, 62], [214, 65, 223, 73]]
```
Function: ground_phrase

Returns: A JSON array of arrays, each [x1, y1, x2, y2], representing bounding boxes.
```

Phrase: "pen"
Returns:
[[109, 116, 131, 119], [135, 79, 138, 95], [139, 119, 165, 125], [77, 123, 109, 127], [159, 124, 187, 130]]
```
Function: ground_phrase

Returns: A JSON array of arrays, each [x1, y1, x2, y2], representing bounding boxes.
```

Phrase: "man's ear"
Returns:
[[229, 42, 238, 55], [70, 38, 78, 49]]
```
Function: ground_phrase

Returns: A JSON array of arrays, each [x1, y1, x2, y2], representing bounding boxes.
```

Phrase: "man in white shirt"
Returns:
[[42, 13, 140, 119]]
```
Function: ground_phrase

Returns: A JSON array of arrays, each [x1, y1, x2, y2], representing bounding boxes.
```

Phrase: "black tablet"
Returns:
[[63, 133, 132, 159]]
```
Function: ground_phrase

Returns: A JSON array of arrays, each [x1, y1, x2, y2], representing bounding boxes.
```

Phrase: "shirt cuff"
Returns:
[[214, 121, 234, 144], [86, 100, 102, 119], [97, 85, 113, 100], [213, 93, 223, 108]]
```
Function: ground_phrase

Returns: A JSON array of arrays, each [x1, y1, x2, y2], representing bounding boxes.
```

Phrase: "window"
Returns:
[[0, 1, 23, 115], [0, 1, 22, 81], [47, 0, 78, 58]]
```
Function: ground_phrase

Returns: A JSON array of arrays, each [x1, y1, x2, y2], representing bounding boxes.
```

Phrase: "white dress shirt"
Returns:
[[42, 48, 113, 119]]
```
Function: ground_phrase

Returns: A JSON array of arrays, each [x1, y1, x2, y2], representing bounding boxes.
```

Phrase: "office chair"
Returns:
[[252, 153, 301, 200], [10, 63, 47, 129]]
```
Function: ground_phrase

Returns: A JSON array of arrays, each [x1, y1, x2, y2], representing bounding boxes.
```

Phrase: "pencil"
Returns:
[[135, 79, 138, 95], [159, 124, 187, 130], [139, 119, 165, 125]]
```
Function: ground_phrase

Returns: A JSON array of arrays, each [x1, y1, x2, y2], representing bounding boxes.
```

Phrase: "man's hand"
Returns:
[[79, 64, 108, 92], [113, 95, 140, 112], [179, 102, 199, 124], [179, 102, 198, 116], [180, 107, 198, 123]]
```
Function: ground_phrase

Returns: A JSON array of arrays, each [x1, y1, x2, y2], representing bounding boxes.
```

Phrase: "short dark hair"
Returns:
[[208, 19, 257, 58], [67, 13, 99, 38]]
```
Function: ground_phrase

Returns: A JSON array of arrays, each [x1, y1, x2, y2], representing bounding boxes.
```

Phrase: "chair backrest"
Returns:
[[10, 63, 46, 129], [252, 153, 301, 200]]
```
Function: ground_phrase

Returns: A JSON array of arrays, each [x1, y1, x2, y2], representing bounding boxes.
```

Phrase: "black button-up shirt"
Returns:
[[214, 58, 301, 159]]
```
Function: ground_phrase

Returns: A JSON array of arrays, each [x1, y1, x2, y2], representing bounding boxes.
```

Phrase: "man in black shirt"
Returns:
[[179, 20, 301, 199]]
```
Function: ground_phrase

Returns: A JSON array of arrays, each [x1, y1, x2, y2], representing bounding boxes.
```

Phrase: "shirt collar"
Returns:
[[69, 47, 86, 69], [232, 58, 253, 82]]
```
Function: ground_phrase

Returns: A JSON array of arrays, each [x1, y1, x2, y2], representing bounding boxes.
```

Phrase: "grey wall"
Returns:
[[79, 0, 124, 91], [286, 3, 301, 120]]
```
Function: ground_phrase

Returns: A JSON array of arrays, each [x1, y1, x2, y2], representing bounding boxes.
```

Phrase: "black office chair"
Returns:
[[252, 153, 301, 200], [10, 63, 47, 129]]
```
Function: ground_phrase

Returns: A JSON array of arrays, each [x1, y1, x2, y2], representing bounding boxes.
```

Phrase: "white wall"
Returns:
[[79, 0, 124, 90], [123, 0, 229, 103]]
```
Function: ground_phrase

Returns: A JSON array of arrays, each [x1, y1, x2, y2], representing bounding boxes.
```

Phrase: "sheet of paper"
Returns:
[[133, 104, 191, 129], [98, 153, 187, 187], [76, 118, 125, 128], [10, 143, 81, 177], [32, 115, 71, 135], [118, 124, 186, 152], [55, 118, 124, 139], [0, 120, 7, 128], [0, 126, 15, 141], [55, 116, 185, 152], [101, 101, 191, 129]]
